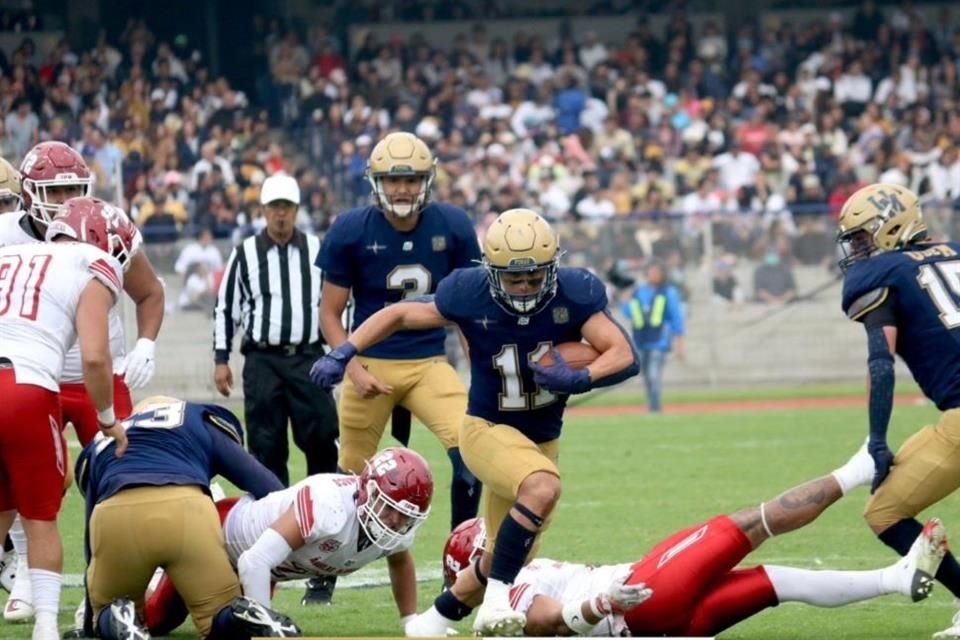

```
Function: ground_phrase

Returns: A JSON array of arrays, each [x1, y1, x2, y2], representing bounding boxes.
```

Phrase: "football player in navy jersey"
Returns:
[[72, 396, 299, 639], [315, 132, 482, 586], [311, 208, 639, 636], [837, 183, 960, 638]]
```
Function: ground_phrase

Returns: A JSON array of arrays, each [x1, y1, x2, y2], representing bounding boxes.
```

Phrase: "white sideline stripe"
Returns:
[[59, 564, 445, 589]]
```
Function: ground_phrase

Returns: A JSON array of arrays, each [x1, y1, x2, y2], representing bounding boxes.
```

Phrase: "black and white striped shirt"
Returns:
[[214, 229, 322, 363]]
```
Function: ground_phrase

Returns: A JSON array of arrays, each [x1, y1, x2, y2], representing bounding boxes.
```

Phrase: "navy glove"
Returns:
[[867, 439, 895, 494], [309, 342, 358, 389], [529, 349, 592, 394]]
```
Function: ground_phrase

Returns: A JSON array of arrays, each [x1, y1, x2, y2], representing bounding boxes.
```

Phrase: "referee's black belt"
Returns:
[[242, 341, 323, 357]]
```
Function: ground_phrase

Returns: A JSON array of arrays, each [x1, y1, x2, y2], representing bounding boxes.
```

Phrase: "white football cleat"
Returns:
[[471, 602, 526, 637], [933, 600, 960, 639], [4, 555, 34, 622], [900, 518, 947, 602], [0, 548, 14, 592]]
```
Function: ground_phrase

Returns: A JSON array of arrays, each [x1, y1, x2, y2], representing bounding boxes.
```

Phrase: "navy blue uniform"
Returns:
[[434, 266, 608, 443], [842, 242, 960, 411], [317, 203, 481, 359], [77, 401, 283, 508]]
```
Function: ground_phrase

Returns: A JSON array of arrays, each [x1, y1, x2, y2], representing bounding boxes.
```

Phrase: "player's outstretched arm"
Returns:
[[237, 506, 304, 606], [580, 310, 640, 387], [388, 551, 419, 631], [310, 301, 448, 388], [864, 323, 898, 492]]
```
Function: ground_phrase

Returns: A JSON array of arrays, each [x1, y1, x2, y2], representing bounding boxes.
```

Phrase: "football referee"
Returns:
[[213, 174, 338, 486]]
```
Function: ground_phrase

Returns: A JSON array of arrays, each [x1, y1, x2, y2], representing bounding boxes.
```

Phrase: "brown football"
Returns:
[[536, 342, 600, 369]]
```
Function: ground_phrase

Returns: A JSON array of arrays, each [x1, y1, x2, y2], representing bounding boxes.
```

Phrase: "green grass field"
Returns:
[[4, 388, 958, 639]]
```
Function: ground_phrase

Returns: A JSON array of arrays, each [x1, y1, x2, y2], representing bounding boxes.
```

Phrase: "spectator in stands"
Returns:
[[753, 237, 798, 305], [712, 255, 745, 306], [4, 96, 37, 159], [622, 260, 686, 414]]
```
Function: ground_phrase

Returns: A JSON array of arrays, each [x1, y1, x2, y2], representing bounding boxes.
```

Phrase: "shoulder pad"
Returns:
[[846, 287, 889, 321], [559, 268, 606, 305]]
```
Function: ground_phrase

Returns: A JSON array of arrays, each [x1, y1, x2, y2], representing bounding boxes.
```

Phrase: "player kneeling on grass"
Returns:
[[412, 442, 948, 637], [142, 447, 434, 637], [70, 396, 301, 640]]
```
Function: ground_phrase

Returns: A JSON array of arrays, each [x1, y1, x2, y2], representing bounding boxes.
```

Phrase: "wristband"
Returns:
[[562, 600, 598, 635], [97, 406, 116, 425]]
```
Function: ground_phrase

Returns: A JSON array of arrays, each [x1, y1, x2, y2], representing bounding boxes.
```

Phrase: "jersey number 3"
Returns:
[[0, 254, 53, 321], [918, 261, 960, 328]]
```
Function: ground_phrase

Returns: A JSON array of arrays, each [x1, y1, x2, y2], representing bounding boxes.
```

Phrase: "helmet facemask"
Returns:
[[368, 168, 435, 219], [357, 476, 430, 551], [24, 178, 93, 224], [484, 257, 560, 315]]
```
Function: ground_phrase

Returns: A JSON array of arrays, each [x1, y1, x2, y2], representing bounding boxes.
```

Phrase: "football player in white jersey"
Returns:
[[142, 447, 435, 637], [1, 141, 164, 624], [413, 448, 947, 638], [0, 197, 133, 640]]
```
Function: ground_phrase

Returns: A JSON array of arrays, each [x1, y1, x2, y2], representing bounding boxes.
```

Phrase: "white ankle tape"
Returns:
[[760, 502, 775, 538]]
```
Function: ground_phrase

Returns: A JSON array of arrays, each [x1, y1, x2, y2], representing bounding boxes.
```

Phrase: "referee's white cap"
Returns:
[[260, 174, 300, 206]]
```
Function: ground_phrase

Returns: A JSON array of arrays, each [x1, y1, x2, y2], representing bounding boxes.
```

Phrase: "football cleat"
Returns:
[[228, 596, 302, 637], [107, 598, 150, 640], [471, 602, 526, 637], [898, 517, 947, 602], [933, 601, 960, 639], [4, 597, 35, 623], [0, 548, 14, 592]]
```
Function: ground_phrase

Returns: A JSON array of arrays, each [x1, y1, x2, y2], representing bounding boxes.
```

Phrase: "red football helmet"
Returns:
[[443, 517, 486, 585], [45, 197, 136, 268], [20, 141, 93, 224], [357, 447, 433, 550]]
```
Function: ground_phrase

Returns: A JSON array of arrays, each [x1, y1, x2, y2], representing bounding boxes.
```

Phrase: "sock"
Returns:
[[489, 512, 539, 584], [830, 442, 874, 495], [29, 568, 62, 620], [879, 519, 960, 598], [448, 448, 482, 529], [9, 515, 26, 559], [765, 565, 884, 606], [435, 591, 472, 621]]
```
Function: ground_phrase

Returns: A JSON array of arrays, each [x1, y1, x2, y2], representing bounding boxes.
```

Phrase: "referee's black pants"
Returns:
[[242, 349, 338, 486]]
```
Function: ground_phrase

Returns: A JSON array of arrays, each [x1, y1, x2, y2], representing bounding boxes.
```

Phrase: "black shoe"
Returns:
[[301, 575, 336, 606], [108, 597, 151, 640], [229, 596, 302, 637]]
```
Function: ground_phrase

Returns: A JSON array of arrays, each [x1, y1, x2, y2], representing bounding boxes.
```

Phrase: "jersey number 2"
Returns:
[[918, 261, 960, 328], [494, 343, 556, 411], [0, 254, 53, 320]]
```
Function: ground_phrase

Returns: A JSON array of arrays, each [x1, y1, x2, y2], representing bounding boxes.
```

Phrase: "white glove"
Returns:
[[592, 570, 653, 616], [403, 611, 458, 637], [124, 338, 156, 389]]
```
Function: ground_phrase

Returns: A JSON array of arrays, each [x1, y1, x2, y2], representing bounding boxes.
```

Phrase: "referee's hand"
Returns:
[[215, 364, 234, 397]]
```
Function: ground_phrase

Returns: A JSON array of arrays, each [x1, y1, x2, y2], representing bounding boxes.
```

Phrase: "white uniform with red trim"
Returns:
[[222, 473, 414, 581], [0, 210, 127, 382], [0, 241, 122, 390], [509, 559, 632, 637]]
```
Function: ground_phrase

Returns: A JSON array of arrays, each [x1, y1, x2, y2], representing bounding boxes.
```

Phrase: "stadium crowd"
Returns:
[[0, 3, 957, 268]]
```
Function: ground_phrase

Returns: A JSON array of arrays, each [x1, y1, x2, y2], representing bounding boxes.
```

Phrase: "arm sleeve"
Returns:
[[210, 428, 284, 498], [213, 247, 244, 363], [866, 324, 895, 444]]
